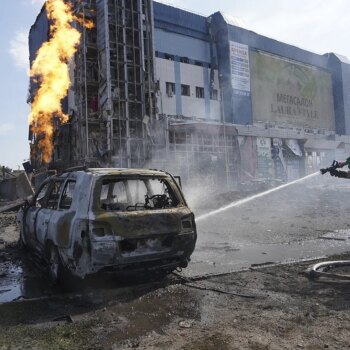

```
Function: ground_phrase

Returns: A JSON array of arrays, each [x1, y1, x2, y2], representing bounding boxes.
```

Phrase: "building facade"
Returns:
[[28, 1, 350, 188]]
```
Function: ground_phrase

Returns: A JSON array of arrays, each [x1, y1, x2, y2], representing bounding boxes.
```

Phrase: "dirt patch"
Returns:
[[1, 213, 350, 349], [0, 256, 350, 349]]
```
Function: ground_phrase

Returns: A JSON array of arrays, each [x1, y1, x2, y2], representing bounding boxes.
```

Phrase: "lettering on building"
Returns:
[[271, 93, 318, 120]]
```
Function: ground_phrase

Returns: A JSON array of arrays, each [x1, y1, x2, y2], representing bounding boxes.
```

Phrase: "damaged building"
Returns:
[[28, 0, 350, 189]]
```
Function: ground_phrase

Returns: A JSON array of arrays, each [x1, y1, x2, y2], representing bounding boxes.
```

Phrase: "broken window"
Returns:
[[59, 181, 76, 210], [100, 177, 179, 211], [34, 182, 50, 208], [46, 181, 64, 209]]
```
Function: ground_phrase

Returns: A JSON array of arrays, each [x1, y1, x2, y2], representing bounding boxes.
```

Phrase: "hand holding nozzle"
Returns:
[[320, 157, 350, 175]]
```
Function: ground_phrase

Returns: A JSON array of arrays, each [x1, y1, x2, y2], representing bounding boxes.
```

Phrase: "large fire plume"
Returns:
[[29, 0, 92, 164]]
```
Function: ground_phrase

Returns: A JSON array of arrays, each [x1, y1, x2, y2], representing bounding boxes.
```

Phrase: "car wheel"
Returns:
[[48, 244, 62, 285]]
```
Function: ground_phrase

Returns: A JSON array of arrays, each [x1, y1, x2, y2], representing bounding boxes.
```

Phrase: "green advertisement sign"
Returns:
[[250, 51, 335, 130]]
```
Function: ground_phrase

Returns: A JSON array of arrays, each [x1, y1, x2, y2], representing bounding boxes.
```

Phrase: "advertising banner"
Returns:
[[250, 51, 335, 130], [230, 41, 250, 96], [256, 137, 273, 178]]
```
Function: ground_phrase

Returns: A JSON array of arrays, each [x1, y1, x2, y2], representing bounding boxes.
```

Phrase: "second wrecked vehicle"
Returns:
[[17, 168, 197, 283]]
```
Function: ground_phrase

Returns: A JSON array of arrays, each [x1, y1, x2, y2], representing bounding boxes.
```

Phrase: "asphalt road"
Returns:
[[185, 173, 350, 277]]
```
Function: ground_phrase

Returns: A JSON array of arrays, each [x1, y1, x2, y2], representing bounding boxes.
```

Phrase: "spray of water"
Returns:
[[196, 172, 320, 222]]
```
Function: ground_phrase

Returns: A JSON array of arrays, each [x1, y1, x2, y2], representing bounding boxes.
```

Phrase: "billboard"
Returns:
[[230, 41, 250, 96], [250, 51, 335, 130]]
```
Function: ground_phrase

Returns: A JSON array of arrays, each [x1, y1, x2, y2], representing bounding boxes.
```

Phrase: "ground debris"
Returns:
[[179, 320, 193, 328]]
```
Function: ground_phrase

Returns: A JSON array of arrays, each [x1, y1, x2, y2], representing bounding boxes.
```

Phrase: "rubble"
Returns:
[[0, 172, 34, 213]]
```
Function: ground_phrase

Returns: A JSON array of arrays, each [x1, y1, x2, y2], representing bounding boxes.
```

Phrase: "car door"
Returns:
[[47, 179, 77, 248], [23, 181, 51, 249], [34, 180, 65, 247]]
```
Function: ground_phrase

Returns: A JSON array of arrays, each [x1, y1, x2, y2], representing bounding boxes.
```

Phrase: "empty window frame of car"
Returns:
[[45, 180, 65, 209], [100, 177, 180, 211], [59, 180, 76, 210]]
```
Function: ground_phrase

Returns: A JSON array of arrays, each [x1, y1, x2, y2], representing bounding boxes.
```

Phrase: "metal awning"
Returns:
[[286, 139, 302, 156], [304, 139, 341, 150]]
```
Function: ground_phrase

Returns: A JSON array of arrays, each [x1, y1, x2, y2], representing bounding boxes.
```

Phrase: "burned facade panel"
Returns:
[[28, 0, 155, 171]]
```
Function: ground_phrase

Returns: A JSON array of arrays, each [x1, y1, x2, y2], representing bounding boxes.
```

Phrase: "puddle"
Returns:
[[0, 249, 174, 304], [0, 256, 52, 303]]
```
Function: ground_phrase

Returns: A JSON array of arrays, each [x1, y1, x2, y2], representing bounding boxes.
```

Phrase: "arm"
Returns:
[[329, 169, 350, 178]]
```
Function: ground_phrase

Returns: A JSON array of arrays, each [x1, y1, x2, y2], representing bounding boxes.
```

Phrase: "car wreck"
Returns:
[[17, 168, 197, 283]]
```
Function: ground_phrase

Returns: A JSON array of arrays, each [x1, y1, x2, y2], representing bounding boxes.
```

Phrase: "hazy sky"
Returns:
[[1, 0, 350, 169]]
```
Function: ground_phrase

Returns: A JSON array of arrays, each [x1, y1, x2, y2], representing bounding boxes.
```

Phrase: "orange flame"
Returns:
[[29, 0, 92, 164]]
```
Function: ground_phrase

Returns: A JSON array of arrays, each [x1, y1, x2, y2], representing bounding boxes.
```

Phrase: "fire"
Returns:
[[29, 0, 91, 164]]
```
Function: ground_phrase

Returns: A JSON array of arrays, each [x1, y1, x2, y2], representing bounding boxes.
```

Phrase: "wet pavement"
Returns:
[[185, 174, 350, 277], [184, 233, 350, 277], [2, 174, 350, 303]]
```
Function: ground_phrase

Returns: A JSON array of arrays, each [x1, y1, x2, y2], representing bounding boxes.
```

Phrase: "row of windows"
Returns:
[[156, 51, 213, 68], [165, 82, 218, 100]]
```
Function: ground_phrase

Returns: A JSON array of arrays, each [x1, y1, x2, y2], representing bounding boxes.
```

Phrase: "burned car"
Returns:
[[17, 168, 196, 283]]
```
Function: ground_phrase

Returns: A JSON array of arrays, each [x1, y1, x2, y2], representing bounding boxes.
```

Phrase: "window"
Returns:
[[180, 57, 189, 64], [46, 181, 64, 209], [166, 82, 175, 96], [210, 89, 218, 100], [59, 181, 76, 210], [181, 84, 190, 96], [100, 178, 179, 211], [164, 54, 174, 61], [196, 87, 204, 99], [34, 182, 50, 208]]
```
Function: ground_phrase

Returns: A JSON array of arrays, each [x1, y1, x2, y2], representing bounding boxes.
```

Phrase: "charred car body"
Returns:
[[17, 168, 196, 282]]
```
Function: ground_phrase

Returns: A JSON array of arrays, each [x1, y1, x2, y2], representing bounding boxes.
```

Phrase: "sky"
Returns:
[[1, 0, 350, 169]]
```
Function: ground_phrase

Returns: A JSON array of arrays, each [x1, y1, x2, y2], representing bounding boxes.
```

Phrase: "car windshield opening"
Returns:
[[100, 178, 180, 211]]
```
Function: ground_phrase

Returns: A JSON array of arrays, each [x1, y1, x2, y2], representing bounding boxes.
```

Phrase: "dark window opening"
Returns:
[[181, 84, 190, 96], [166, 82, 175, 96], [59, 181, 76, 210], [46, 181, 64, 209], [196, 87, 204, 99]]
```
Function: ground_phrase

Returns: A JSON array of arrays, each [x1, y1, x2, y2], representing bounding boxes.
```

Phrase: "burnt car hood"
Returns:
[[91, 206, 192, 238]]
